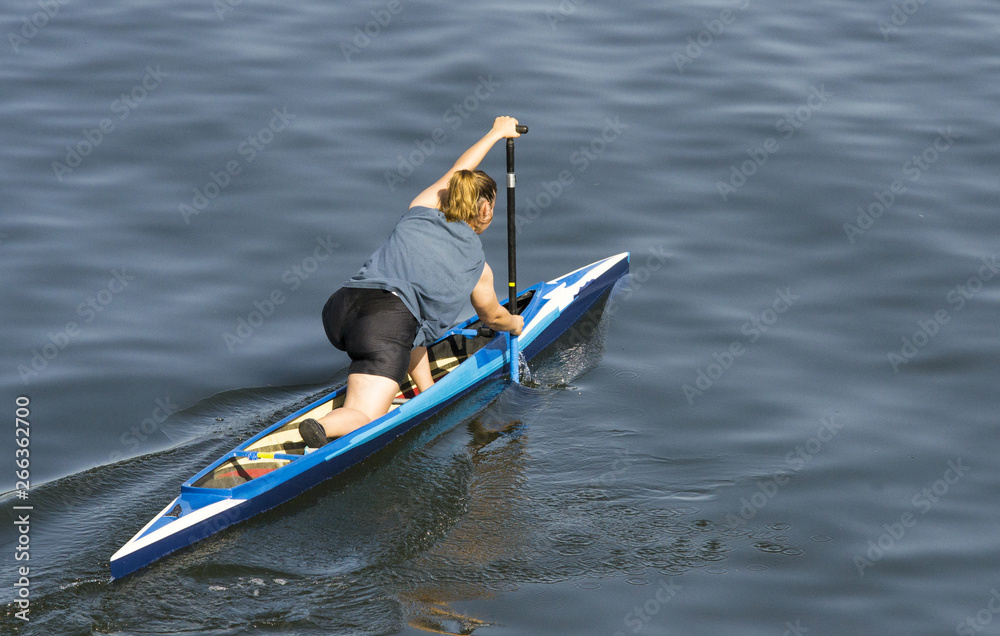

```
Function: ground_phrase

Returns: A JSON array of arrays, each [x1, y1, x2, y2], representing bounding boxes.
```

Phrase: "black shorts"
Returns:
[[322, 287, 418, 385]]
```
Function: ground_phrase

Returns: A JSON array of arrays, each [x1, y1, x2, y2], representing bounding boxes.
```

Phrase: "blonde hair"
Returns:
[[442, 169, 496, 224]]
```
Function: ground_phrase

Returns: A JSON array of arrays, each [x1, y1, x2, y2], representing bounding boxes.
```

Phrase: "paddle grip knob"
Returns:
[[515, 125, 528, 134]]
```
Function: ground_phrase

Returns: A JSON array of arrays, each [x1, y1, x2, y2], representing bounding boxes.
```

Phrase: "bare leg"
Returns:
[[316, 373, 399, 438], [407, 346, 434, 392]]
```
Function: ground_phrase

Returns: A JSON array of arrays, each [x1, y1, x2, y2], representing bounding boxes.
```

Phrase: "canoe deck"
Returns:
[[191, 292, 534, 490]]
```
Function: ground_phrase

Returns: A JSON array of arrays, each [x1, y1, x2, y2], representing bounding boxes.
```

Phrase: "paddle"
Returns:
[[506, 123, 528, 382]]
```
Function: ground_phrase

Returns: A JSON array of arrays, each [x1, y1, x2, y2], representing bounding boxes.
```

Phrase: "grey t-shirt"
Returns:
[[344, 206, 486, 346]]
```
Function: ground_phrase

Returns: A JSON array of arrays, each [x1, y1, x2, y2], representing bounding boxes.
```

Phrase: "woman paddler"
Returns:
[[298, 116, 525, 448]]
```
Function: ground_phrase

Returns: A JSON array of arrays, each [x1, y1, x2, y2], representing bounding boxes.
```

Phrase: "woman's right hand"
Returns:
[[509, 314, 524, 337]]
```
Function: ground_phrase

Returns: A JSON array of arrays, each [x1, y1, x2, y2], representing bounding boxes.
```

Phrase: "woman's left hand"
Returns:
[[491, 116, 521, 139]]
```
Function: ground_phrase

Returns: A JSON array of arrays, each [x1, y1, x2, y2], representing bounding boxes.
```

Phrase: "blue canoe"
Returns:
[[110, 252, 629, 579]]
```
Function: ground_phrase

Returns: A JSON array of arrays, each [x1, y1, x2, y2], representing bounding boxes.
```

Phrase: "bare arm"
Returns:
[[470, 263, 523, 335], [409, 116, 521, 210]]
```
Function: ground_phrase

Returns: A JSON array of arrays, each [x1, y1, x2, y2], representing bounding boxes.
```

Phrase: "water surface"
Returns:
[[2, 0, 999, 633]]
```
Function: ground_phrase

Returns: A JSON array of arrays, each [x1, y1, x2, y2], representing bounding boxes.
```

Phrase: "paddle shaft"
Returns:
[[506, 124, 528, 381], [506, 124, 528, 308]]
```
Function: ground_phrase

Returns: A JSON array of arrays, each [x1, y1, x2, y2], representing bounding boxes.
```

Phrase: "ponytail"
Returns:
[[442, 170, 496, 224]]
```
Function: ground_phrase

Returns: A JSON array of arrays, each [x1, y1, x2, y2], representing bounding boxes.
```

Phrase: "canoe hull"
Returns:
[[111, 252, 629, 579]]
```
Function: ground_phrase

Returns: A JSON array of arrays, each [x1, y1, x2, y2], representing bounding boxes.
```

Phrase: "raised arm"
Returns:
[[409, 116, 521, 210], [470, 263, 523, 335]]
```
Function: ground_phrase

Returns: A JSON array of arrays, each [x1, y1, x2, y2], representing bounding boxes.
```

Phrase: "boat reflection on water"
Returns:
[[399, 413, 532, 635], [392, 293, 617, 634]]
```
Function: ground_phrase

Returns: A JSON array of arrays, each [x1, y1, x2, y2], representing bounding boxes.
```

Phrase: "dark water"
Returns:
[[2, 0, 999, 633]]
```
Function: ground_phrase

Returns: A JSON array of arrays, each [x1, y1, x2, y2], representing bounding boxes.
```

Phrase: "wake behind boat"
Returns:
[[111, 252, 629, 579]]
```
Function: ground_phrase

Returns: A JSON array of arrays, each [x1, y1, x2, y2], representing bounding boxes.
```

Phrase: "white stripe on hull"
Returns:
[[111, 497, 246, 563], [523, 253, 626, 339]]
